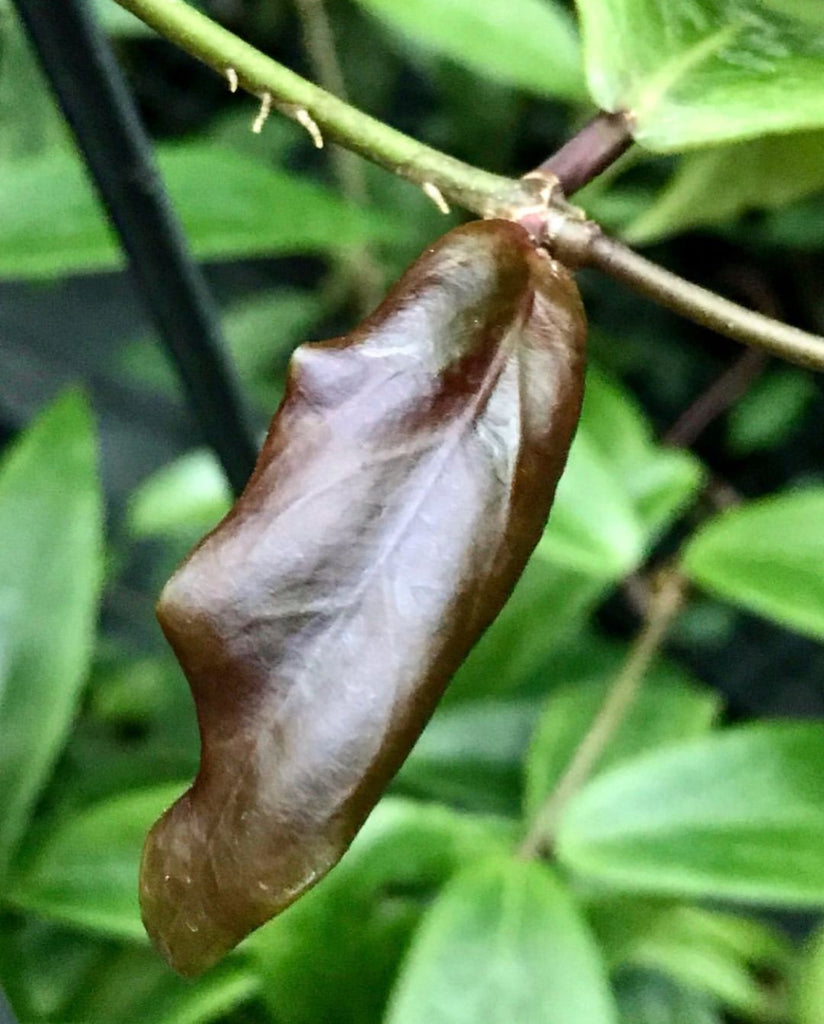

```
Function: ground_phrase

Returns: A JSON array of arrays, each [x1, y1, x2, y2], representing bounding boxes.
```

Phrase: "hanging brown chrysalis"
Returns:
[[140, 219, 586, 976]]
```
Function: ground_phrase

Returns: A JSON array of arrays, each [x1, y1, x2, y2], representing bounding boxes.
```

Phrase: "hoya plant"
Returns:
[[1, 0, 824, 1022]]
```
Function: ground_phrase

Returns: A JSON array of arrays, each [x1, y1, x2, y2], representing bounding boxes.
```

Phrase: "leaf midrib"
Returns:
[[633, 21, 741, 118]]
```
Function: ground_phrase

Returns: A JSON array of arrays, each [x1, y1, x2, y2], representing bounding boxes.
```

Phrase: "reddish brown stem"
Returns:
[[530, 111, 634, 196]]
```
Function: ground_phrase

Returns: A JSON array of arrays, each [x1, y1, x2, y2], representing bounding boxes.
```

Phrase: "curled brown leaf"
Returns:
[[140, 219, 586, 975]]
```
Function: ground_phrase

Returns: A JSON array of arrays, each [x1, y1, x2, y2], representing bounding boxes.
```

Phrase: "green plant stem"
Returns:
[[113, 0, 824, 374], [111, 0, 526, 216], [519, 569, 686, 860]]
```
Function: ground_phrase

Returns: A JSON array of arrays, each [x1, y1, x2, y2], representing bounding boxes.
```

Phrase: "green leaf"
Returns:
[[90, 657, 175, 726], [128, 450, 231, 541], [0, 919, 107, 1022], [545, 367, 703, 577], [211, 288, 319, 408], [0, 920, 258, 1024], [95, 0, 154, 35], [446, 554, 608, 703], [757, 0, 824, 26], [545, 428, 642, 577], [615, 970, 722, 1024], [0, 144, 394, 279], [53, 655, 200, 807], [626, 131, 824, 243], [524, 666, 720, 819], [591, 900, 791, 1019], [9, 783, 186, 940], [0, 13, 68, 159], [798, 922, 824, 1024], [150, 971, 258, 1024], [386, 856, 618, 1024], [352, 0, 584, 100], [558, 722, 824, 905], [248, 798, 512, 1024], [397, 699, 541, 814], [66, 948, 258, 1024], [682, 488, 824, 641], [0, 392, 103, 880], [122, 287, 319, 409], [750, 192, 824, 250], [576, 0, 824, 151], [726, 368, 816, 455]]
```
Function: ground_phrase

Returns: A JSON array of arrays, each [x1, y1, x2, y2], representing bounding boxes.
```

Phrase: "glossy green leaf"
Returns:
[[397, 698, 541, 814], [0, 392, 103, 880], [726, 369, 816, 455], [545, 367, 702, 577], [90, 657, 175, 726], [210, 289, 319, 408], [121, 287, 319, 410], [749, 191, 824, 250], [683, 488, 824, 641], [0, 13, 67, 159], [151, 973, 258, 1024], [248, 798, 512, 1024], [94, 958, 256, 1024], [9, 784, 185, 940], [798, 922, 824, 1024], [452, 625, 624, 709], [55, 655, 200, 807], [352, 0, 584, 100], [758, 0, 824, 25], [671, 596, 737, 649], [591, 900, 791, 1019], [524, 668, 720, 819], [387, 856, 617, 1024], [627, 131, 824, 243], [0, 924, 257, 1024], [616, 970, 722, 1024], [576, 0, 824, 151], [128, 450, 231, 541], [0, 145, 394, 279], [0, 920, 106, 1022], [95, 0, 153, 35], [558, 723, 824, 905], [446, 551, 609, 704], [545, 428, 641, 577], [296, 795, 513, 893], [69, 951, 258, 1024]]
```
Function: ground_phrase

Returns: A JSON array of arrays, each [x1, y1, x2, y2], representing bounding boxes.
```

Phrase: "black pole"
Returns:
[[12, 0, 258, 495]]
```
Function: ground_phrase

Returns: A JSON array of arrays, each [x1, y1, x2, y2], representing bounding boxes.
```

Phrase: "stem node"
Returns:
[[111, 0, 824, 375]]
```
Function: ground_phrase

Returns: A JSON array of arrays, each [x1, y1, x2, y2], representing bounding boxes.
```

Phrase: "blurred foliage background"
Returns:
[[2, 0, 824, 1021]]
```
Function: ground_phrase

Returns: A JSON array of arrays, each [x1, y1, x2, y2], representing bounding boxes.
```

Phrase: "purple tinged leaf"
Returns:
[[140, 220, 586, 975]]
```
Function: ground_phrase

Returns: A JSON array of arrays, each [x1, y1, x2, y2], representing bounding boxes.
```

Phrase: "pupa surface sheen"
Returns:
[[141, 219, 587, 975]]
